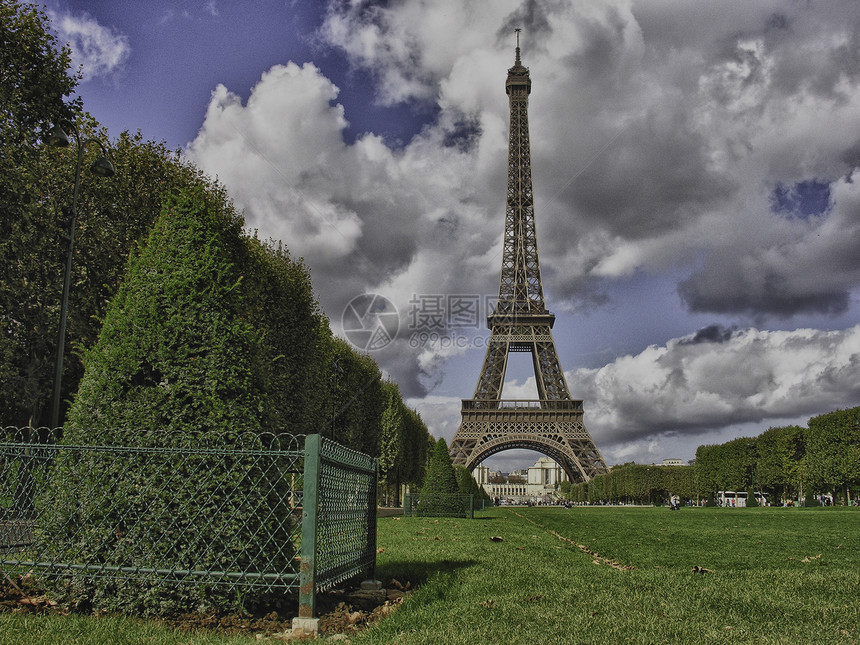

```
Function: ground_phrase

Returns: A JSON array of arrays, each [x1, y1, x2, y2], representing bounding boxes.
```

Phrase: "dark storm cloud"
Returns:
[[497, 0, 553, 47], [679, 273, 853, 318], [679, 324, 739, 345], [562, 107, 736, 239]]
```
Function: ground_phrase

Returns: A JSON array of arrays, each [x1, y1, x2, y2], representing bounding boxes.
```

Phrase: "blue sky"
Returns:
[[52, 1, 428, 147], [49, 0, 860, 471]]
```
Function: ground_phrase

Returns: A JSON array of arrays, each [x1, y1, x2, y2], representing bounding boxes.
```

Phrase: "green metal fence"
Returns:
[[0, 427, 376, 617], [403, 493, 476, 518], [298, 433, 377, 617]]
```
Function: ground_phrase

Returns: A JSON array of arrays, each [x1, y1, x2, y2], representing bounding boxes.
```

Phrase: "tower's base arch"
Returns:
[[450, 400, 607, 484]]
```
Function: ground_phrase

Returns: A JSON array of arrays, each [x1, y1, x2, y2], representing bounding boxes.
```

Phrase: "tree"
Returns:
[[1, 0, 79, 426], [806, 406, 860, 503], [0, 1, 78, 130], [326, 337, 383, 452], [238, 235, 330, 437], [376, 380, 430, 505], [1, 119, 223, 427], [378, 380, 406, 502], [693, 437, 756, 497], [399, 407, 429, 492], [419, 438, 462, 516], [756, 425, 806, 504], [454, 464, 489, 505]]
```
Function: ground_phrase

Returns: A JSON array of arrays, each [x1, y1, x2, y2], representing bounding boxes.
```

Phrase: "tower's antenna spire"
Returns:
[[515, 28, 522, 64]]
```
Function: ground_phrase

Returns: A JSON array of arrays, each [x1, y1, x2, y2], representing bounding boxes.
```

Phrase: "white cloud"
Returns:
[[52, 11, 130, 82], [187, 59, 504, 393], [570, 324, 860, 446]]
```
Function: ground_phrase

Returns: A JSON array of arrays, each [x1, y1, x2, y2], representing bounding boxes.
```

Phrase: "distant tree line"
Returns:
[[564, 406, 860, 506], [562, 464, 694, 506], [695, 406, 859, 505]]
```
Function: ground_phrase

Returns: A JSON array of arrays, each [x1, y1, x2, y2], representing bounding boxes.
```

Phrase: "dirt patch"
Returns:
[[0, 572, 410, 640]]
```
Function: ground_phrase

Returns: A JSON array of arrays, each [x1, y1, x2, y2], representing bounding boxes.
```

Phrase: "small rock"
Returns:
[[346, 589, 387, 610]]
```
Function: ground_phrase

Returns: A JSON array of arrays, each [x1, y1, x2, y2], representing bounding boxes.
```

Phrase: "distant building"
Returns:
[[473, 457, 568, 503], [659, 458, 684, 466]]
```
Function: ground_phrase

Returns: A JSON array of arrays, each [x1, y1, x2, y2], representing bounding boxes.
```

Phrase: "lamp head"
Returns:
[[46, 123, 70, 148], [90, 156, 115, 177]]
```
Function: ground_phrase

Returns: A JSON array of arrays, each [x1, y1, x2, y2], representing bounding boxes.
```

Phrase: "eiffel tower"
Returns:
[[449, 32, 608, 483]]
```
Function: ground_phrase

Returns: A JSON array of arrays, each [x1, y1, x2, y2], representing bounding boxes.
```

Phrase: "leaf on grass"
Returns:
[[376, 547, 386, 553], [478, 599, 496, 608], [691, 566, 713, 574], [490, 536, 504, 542], [801, 554, 822, 563]]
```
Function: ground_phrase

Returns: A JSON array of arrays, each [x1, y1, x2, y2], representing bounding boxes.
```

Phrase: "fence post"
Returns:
[[468, 494, 474, 519], [298, 433, 321, 619], [367, 458, 378, 581]]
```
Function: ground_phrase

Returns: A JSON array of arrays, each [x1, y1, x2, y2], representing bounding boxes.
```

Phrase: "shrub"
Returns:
[[37, 189, 293, 616], [419, 438, 463, 516]]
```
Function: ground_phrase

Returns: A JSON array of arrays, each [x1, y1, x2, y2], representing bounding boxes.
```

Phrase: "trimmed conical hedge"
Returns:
[[419, 438, 463, 516], [38, 188, 296, 615]]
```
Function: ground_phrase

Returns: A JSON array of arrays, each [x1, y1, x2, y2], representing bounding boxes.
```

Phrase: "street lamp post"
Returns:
[[46, 121, 114, 429]]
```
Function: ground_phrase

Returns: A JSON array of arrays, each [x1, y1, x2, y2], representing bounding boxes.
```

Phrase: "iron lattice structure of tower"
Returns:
[[449, 35, 608, 483]]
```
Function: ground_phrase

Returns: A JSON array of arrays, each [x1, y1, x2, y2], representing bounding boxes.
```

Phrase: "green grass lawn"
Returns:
[[1, 506, 858, 644], [356, 506, 859, 645]]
